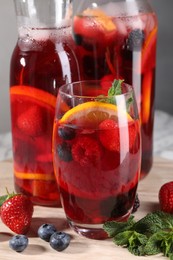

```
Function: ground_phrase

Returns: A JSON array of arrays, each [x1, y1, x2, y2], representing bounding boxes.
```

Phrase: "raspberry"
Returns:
[[72, 136, 102, 167], [159, 182, 173, 214]]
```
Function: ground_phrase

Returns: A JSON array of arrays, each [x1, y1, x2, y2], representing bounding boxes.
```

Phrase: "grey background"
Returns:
[[0, 0, 173, 133]]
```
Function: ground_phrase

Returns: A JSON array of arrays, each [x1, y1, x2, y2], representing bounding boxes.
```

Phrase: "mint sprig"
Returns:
[[96, 79, 133, 111], [103, 211, 173, 259]]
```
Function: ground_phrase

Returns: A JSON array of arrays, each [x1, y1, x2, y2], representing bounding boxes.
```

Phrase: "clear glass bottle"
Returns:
[[10, 0, 80, 206], [71, 0, 158, 178]]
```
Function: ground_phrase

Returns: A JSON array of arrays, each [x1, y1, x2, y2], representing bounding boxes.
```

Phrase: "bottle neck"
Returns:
[[72, 0, 152, 16], [13, 0, 72, 28]]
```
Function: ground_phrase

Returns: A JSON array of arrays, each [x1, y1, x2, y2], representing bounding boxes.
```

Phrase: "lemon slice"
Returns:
[[60, 101, 131, 128]]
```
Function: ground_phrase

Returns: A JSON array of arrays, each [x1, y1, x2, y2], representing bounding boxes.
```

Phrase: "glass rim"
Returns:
[[59, 80, 134, 99]]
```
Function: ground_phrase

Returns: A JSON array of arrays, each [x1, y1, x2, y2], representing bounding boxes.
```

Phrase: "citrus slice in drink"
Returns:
[[73, 8, 116, 51], [141, 70, 153, 124], [142, 26, 157, 73], [59, 101, 132, 128], [10, 85, 57, 182]]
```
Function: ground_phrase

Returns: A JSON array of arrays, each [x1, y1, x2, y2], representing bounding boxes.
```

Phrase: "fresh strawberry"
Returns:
[[159, 182, 173, 214], [72, 136, 102, 167], [99, 119, 138, 152], [17, 105, 45, 137], [0, 192, 34, 234]]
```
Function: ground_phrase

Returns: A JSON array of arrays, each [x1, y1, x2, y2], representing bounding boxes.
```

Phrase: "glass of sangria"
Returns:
[[52, 79, 141, 239], [71, 0, 158, 178]]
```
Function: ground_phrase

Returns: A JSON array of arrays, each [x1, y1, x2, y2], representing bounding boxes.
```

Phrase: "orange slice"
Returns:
[[60, 101, 131, 128], [83, 8, 116, 32], [142, 26, 157, 73], [10, 85, 57, 108], [14, 170, 55, 181], [141, 70, 153, 124]]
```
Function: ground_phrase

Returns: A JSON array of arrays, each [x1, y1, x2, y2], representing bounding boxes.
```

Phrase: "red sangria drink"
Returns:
[[53, 80, 141, 239], [10, 0, 80, 206], [72, 0, 157, 178]]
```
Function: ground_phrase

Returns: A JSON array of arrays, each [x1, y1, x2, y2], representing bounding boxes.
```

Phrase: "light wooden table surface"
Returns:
[[0, 158, 172, 260]]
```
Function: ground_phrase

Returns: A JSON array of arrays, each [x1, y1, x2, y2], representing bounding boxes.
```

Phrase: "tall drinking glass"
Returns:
[[53, 80, 141, 239]]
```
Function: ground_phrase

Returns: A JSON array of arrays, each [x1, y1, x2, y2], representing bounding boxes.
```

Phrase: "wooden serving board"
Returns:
[[0, 158, 173, 260]]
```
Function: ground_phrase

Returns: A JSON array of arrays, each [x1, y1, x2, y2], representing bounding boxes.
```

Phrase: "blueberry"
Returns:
[[38, 223, 57, 242], [58, 126, 76, 140], [9, 235, 28, 252], [126, 29, 145, 51], [72, 33, 83, 45], [49, 231, 71, 251], [57, 142, 72, 162]]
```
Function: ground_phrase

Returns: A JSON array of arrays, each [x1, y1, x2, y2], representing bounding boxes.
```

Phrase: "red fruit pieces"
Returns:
[[99, 119, 138, 152], [159, 182, 173, 214], [17, 105, 45, 137], [128, 121, 139, 150], [99, 119, 120, 152], [72, 136, 102, 167], [0, 194, 34, 234]]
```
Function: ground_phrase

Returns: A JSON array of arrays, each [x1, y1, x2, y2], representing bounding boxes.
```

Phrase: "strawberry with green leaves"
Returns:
[[0, 191, 34, 234]]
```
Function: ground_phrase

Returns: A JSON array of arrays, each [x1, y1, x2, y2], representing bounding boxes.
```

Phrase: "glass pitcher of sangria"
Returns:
[[10, 0, 80, 206], [71, 0, 158, 178]]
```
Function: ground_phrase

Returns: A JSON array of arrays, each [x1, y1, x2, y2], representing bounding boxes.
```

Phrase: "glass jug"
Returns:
[[10, 0, 80, 206], [71, 0, 158, 178]]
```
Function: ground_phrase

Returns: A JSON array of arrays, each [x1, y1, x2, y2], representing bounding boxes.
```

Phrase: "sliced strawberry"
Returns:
[[71, 136, 103, 167], [17, 105, 46, 137]]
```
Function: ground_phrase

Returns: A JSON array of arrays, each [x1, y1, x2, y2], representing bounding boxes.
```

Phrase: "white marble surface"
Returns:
[[0, 110, 173, 162]]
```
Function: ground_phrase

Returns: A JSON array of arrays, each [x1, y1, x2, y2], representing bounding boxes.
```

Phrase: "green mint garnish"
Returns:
[[103, 211, 173, 259], [108, 79, 124, 97], [96, 79, 133, 111]]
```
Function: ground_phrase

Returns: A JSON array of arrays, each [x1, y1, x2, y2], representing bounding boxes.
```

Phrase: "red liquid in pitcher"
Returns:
[[10, 27, 80, 206], [72, 8, 157, 178]]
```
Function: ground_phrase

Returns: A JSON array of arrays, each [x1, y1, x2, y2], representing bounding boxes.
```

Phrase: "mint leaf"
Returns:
[[113, 230, 147, 256], [133, 211, 165, 236], [144, 232, 163, 255], [133, 211, 173, 236], [96, 79, 134, 114], [104, 211, 173, 259], [108, 79, 124, 97], [103, 215, 135, 237], [155, 211, 173, 230], [145, 230, 173, 257]]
